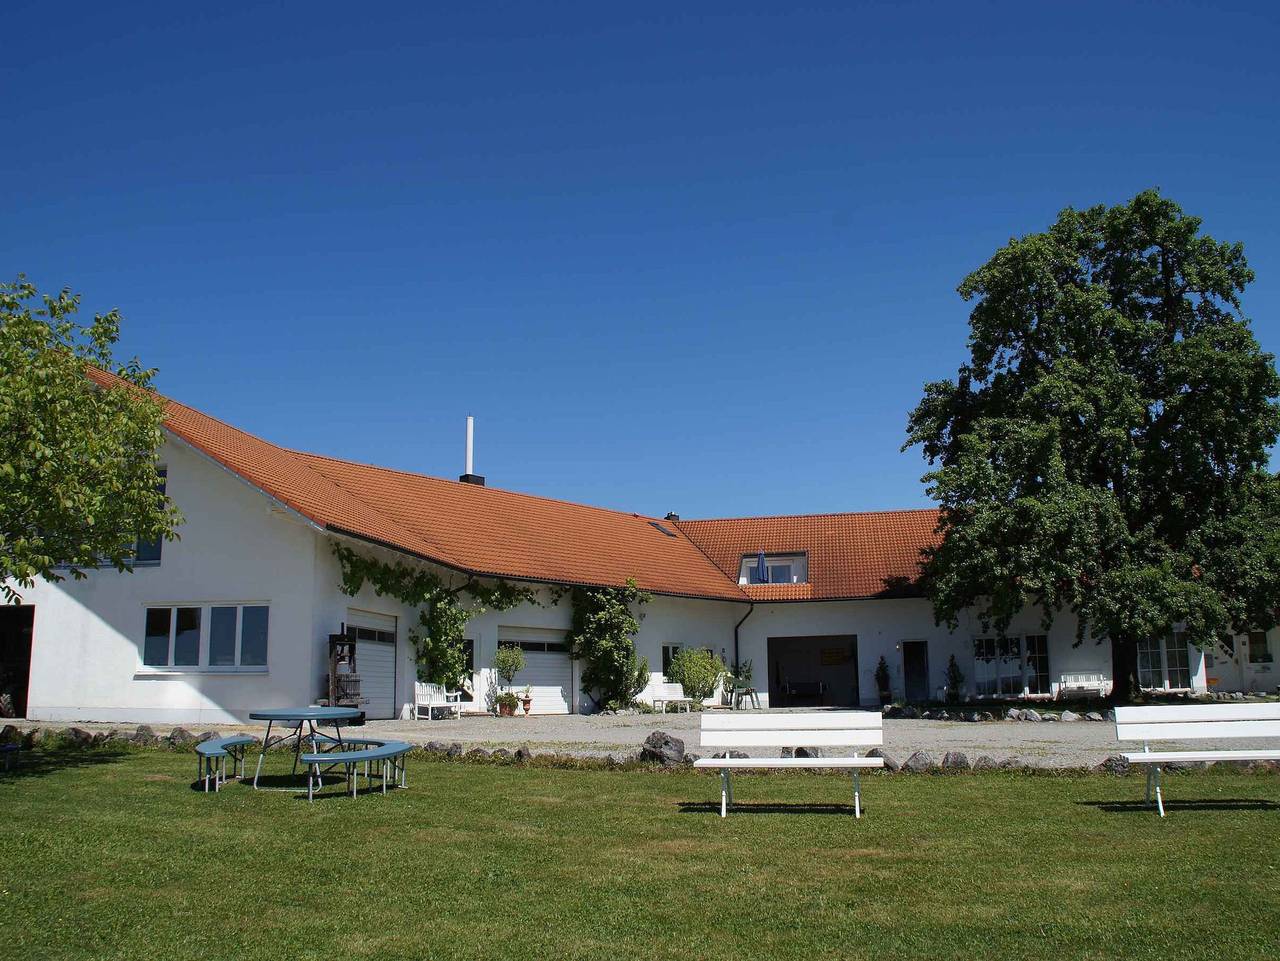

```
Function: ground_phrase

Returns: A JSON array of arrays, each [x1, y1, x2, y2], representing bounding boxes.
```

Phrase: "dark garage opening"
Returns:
[[767, 635, 859, 707], [0, 605, 34, 718]]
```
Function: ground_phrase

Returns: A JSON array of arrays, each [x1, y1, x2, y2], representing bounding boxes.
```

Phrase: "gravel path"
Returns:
[[13, 710, 1267, 767]]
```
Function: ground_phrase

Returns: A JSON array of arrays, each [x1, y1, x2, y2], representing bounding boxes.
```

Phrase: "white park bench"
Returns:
[[651, 682, 694, 713], [1115, 703, 1280, 816], [1057, 672, 1107, 699], [692, 711, 885, 818], [414, 682, 464, 720]]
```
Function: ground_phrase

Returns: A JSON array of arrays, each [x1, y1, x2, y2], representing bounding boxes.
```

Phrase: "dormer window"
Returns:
[[738, 553, 808, 585]]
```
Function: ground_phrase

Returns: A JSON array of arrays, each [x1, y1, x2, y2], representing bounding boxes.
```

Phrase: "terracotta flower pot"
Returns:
[[521, 697, 533, 715], [498, 702, 515, 717]]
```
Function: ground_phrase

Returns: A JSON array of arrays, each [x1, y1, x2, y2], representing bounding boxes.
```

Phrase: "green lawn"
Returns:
[[1, 748, 1277, 961]]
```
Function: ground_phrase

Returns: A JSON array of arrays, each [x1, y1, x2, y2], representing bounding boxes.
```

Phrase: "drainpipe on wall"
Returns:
[[733, 603, 755, 672]]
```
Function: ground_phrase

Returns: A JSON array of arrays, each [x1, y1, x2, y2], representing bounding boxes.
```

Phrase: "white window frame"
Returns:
[[137, 601, 270, 675], [738, 553, 808, 585], [1137, 633, 1193, 691], [972, 636, 1052, 699]]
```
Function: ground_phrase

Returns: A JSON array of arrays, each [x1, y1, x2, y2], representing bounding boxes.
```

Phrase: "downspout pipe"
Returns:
[[733, 602, 755, 673]]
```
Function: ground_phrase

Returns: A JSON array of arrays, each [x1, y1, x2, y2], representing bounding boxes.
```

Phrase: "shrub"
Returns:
[[567, 579, 652, 708], [493, 644, 525, 689], [944, 654, 965, 703], [874, 656, 892, 695], [667, 647, 725, 702]]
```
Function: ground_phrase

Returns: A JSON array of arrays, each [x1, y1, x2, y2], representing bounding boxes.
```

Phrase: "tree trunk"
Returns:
[[1110, 634, 1138, 703]]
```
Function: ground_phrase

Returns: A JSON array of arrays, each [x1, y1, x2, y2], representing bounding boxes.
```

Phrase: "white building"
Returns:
[[1, 372, 1273, 725]]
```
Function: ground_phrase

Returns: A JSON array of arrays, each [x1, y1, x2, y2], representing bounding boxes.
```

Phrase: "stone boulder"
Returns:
[[422, 740, 449, 754], [445, 743, 464, 758], [1085, 712, 1104, 722], [130, 724, 158, 746], [902, 751, 938, 773], [1021, 709, 1043, 723], [63, 727, 94, 747], [514, 743, 535, 764], [1096, 755, 1131, 776], [865, 747, 899, 771], [464, 747, 492, 761], [639, 731, 686, 767], [490, 748, 513, 762], [1060, 710, 1082, 722], [972, 755, 999, 771], [167, 728, 197, 747], [941, 751, 971, 771], [1005, 708, 1023, 721], [998, 757, 1027, 770]]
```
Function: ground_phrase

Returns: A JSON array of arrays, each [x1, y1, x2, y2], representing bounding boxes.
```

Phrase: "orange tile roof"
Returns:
[[676, 510, 941, 601], [85, 368, 941, 602], [84, 367, 744, 600]]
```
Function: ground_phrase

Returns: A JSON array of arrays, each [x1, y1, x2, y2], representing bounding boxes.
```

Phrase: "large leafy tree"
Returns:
[[1, 276, 181, 602], [906, 191, 1280, 699]]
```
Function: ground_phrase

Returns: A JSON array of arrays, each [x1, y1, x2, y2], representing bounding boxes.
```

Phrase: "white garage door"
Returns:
[[347, 609, 397, 720], [499, 629, 572, 714]]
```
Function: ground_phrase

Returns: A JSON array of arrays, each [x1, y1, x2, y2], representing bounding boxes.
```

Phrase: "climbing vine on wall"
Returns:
[[567, 578, 652, 710], [332, 543, 542, 689]]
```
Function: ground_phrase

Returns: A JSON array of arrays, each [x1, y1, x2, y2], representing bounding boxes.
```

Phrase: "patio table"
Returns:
[[249, 707, 362, 789]]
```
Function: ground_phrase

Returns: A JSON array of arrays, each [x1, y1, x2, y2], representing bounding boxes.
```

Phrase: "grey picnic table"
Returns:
[[248, 706, 362, 789]]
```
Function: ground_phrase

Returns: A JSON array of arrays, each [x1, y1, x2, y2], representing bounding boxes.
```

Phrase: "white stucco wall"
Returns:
[[12, 436, 327, 725]]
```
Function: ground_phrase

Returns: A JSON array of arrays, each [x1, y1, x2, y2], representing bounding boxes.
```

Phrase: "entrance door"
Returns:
[[902, 641, 930, 702], [0, 606, 34, 718]]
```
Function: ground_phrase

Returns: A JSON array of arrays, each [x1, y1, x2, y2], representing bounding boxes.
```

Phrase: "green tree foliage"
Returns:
[[567, 579, 651, 709], [666, 647, 725, 703], [1, 277, 181, 602], [333, 544, 540, 688], [906, 191, 1280, 699], [492, 644, 525, 688]]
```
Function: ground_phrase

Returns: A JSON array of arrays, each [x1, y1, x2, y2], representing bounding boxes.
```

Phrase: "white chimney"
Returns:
[[459, 415, 485, 486]]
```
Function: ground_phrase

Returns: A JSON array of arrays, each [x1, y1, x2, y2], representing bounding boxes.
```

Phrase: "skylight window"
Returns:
[[648, 521, 678, 538], [738, 553, 808, 585]]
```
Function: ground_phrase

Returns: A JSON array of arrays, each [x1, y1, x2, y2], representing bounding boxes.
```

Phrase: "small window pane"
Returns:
[[143, 608, 172, 666], [241, 606, 269, 666], [209, 607, 238, 666], [173, 607, 201, 666]]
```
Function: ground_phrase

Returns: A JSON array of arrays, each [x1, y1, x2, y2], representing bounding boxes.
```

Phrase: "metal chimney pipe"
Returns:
[[465, 415, 474, 476]]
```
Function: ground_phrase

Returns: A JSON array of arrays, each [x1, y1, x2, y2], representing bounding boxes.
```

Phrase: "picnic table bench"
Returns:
[[1116, 703, 1280, 816], [300, 738, 411, 801], [692, 711, 885, 818], [194, 735, 257, 792]]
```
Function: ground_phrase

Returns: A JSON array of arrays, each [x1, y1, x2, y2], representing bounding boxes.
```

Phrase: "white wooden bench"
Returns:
[[1115, 703, 1280, 816], [692, 711, 885, 818], [414, 682, 464, 720], [1057, 672, 1107, 699], [652, 682, 694, 713]]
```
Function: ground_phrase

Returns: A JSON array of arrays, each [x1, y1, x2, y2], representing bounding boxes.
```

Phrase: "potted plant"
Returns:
[[520, 685, 533, 715], [492, 644, 525, 717], [875, 656, 892, 705]]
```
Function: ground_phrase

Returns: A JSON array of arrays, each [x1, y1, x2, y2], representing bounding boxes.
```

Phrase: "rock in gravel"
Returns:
[[514, 743, 534, 763], [980, 712, 995, 722], [64, 727, 95, 747], [131, 724, 158, 745], [490, 748, 513, 761], [972, 755, 999, 771], [941, 751, 971, 771], [422, 740, 448, 754], [1005, 708, 1023, 721], [902, 751, 938, 773], [1060, 710, 1082, 722], [1021, 709, 1043, 723], [167, 728, 196, 747], [795, 746, 823, 758], [465, 747, 492, 761], [639, 731, 686, 766], [195, 730, 219, 743], [998, 757, 1027, 770], [1104, 709, 1116, 722], [1096, 755, 1131, 776], [866, 747, 899, 771], [1085, 712, 1104, 722], [446, 742, 463, 758]]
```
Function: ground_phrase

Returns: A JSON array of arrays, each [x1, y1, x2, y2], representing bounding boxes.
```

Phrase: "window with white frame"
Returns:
[[1137, 633, 1192, 690], [661, 644, 683, 677], [738, 553, 808, 585], [1025, 635, 1051, 695], [141, 603, 269, 671], [972, 639, 1024, 701]]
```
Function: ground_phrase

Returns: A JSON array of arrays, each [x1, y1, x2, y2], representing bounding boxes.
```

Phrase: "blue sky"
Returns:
[[5, 2, 1279, 519]]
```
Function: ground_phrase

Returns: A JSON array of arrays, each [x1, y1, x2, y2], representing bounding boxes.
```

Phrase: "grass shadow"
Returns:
[[1080, 798, 1280, 814], [0, 747, 133, 783], [678, 800, 860, 816]]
